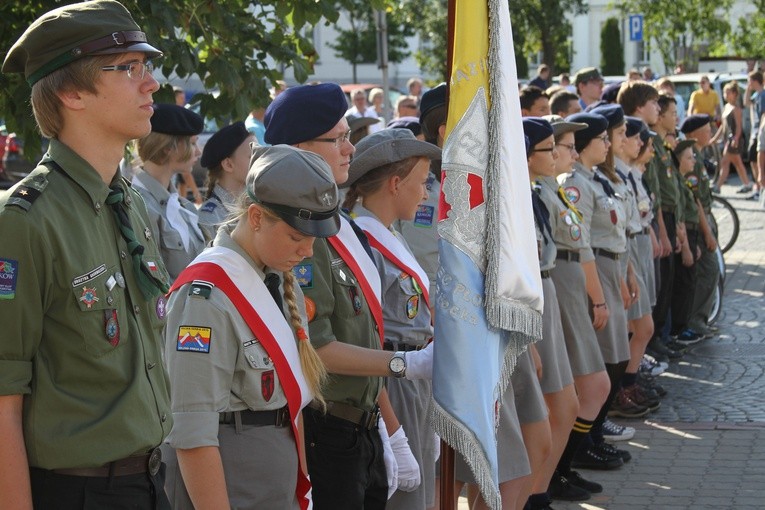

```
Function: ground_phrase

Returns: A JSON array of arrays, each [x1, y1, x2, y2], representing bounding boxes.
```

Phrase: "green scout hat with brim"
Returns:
[[2, 0, 162, 86]]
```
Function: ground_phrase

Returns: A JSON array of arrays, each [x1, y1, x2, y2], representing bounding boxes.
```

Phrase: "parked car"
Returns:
[[664, 72, 748, 115]]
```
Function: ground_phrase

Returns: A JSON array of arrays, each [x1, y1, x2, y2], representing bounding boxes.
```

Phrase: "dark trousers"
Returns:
[[30, 464, 169, 510], [304, 406, 388, 510], [671, 225, 700, 334], [652, 211, 677, 340]]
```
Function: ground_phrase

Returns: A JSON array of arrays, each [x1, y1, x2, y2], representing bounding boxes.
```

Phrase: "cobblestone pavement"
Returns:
[[459, 179, 765, 510]]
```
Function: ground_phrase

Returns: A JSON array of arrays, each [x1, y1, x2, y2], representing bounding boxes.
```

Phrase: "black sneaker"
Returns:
[[674, 328, 704, 345], [595, 441, 632, 463], [548, 472, 591, 501], [571, 445, 624, 470], [638, 373, 667, 397], [648, 337, 684, 360], [567, 470, 603, 493]]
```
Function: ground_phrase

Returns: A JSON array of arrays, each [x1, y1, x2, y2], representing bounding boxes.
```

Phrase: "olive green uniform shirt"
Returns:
[[653, 136, 682, 220], [300, 224, 383, 412], [0, 139, 172, 469], [691, 147, 714, 213]]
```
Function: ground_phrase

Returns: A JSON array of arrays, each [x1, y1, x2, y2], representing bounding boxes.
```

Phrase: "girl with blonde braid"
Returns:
[[162, 145, 339, 510]]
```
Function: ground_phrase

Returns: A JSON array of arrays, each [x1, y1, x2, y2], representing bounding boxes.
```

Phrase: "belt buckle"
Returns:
[[276, 407, 290, 427], [147, 447, 162, 476]]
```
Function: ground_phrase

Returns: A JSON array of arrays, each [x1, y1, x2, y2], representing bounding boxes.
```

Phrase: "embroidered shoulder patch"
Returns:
[[188, 280, 214, 299], [177, 326, 212, 353], [0, 258, 19, 300], [564, 186, 580, 204], [6, 174, 48, 212], [413, 205, 435, 228], [293, 263, 313, 288]]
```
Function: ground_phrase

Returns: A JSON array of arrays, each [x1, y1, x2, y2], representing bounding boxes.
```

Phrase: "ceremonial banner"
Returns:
[[432, 0, 544, 508]]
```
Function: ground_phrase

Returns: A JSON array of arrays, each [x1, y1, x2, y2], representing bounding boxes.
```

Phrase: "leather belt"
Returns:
[[641, 226, 651, 235], [308, 401, 380, 430], [540, 270, 551, 279], [383, 340, 425, 352], [593, 248, 622, 260], [556, 250, 580, 263], [219, 407, 290, 428], [661, 205, 676, 213], [51, 447, 162, 477], [628, 232, 639, 239]]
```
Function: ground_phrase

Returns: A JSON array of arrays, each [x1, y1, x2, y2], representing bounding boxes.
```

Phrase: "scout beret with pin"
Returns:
[[201, 121, 251, 169]]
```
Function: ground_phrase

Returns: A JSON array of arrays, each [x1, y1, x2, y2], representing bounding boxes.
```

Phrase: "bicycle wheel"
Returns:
[[707, 274, 724, 325], [710, 196, 740, 254]]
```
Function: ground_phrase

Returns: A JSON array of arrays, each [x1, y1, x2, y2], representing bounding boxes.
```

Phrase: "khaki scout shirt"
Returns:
[[691, 147, 713, 213], [0, 139, 172, 469], [537, 176, 588, 257], [164, 230, 290, 450], [301, 227, 383, 412]]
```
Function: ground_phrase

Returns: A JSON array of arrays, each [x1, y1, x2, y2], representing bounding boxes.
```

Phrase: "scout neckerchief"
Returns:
[[531, 183, 552, 245], [592, 170, 617, 198], [169, 246, 312, 510], [354, 215, 431, 310], [327, 215, 385, 345]]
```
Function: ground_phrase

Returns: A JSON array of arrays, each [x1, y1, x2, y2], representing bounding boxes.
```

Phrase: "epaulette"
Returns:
[[200, 201, 218, 213], [188, 280, 215, 299], [6, 172, 49, 212]]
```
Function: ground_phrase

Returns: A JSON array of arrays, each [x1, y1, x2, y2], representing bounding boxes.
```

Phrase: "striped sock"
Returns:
[[556, 417, 594, 475]]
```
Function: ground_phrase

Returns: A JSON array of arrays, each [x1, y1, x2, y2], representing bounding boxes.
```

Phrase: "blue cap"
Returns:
[[680, 114, 711, 134], [150, 104, 203, 136], [201, 121, 251, 169], [524, 136, 530, 155], [387, 116, 422, 137], [589, 104, 625, 130], [639, 124, 657, 144], [522, 117, 555, 150], [624, 116, 644, 138], [567, 112, 609, 152], [419, 83, 447, 122], [264, 83, 348, 145], [600, 81, 623, 103]]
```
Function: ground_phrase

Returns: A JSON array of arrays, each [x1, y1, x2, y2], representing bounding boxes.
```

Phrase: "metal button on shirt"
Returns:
[[134, 305, 140, 314]]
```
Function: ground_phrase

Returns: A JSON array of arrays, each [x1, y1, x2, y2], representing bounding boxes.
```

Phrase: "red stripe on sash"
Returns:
[[170, 263, 311, 509], [327, 236, 385, 346], [364, 233, 431, 310]]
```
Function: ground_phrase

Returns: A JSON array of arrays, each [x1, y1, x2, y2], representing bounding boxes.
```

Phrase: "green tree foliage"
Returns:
[[0, 0, 383, 157], [508, 0, 588, 76], [398, 0, 448, 83], [619, 0, 733, 72], [719, 0, 765, 59], [328, 1, 414, 83], [600, 17, 625, 75]]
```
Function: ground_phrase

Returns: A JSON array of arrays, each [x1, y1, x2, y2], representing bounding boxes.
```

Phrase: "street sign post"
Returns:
[[629, 14, 643, 42]]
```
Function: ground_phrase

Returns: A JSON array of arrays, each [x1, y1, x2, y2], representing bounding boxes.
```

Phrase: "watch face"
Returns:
[[390, 356, 406, 374]]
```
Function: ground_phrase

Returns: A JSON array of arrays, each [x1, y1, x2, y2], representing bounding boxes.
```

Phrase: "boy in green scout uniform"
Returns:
[[0, 1, 172, 508]]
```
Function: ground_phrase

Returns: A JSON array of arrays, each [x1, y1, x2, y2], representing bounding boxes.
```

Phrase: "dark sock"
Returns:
[[592, 361, 629, 444], [528, 492, 552, 509], [621, 371, 637, 388], [557, 416, 594, 475]]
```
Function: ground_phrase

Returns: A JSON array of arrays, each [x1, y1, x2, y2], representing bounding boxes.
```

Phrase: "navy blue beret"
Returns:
[[680, 114, 711, 134], [590, 104, 625, 130], [264, 83, 348, 145], [568, 112, 608, 151], [150, 104, 203, 136], [522, 117, 555, 149], [624, 116, 644, 138], [387, 116, 422, 137], [600, 81, 623, 103], [201, 121, 251, 169], [524, 135, 530, 155], [584, 99, 608, 112], [639, 124, 657, 144], [419, 83, 447, 123]]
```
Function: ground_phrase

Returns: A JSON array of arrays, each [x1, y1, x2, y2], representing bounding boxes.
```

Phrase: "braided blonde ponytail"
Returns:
[[282, 270, 328, 410]]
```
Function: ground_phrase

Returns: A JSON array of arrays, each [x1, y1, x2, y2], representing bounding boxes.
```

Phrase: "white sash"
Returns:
[[354, 215, 431, 301], [334, 216, 382, 301], [185, 246, 312, 410]]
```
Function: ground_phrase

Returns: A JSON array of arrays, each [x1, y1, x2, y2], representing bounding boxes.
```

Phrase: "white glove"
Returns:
[[389, 426, 421, 492], [404, 342, 433, 380], [378, 416, 398, 499]]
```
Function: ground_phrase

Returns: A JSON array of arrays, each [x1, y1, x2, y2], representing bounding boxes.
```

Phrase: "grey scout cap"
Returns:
[[542, 114, 588, 137], [246, 145, 341, 238], [344, 128, 442, 188]]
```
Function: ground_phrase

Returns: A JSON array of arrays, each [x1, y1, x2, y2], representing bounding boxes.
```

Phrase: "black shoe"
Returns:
[[595, 441, 632, 463], [638, 373, 668, 397], [567, 470, 603, 493], [548, 472, 591, 501], [648, 337, 683, 360], [571, 445, 624, 470]]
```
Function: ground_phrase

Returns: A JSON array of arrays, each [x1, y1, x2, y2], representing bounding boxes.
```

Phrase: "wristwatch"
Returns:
[[389, 351, 407, 378]]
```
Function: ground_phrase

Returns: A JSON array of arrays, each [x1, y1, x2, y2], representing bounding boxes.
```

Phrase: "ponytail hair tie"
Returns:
[[296, 327, 309, 342]]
